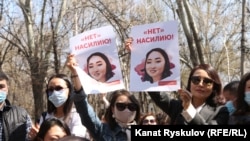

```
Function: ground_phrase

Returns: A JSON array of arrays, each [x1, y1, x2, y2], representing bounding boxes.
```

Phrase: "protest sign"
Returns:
[[129, 21, 180, 91], [70, 26, 125, 94]]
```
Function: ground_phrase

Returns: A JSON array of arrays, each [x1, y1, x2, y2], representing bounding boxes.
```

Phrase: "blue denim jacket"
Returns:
[[74, 89, 127, 141]]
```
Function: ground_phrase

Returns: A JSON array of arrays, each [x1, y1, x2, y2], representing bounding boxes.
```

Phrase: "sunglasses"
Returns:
[[0, 84, 6, 89], [143, 119, 156, 124], [115, 102, 137, 111], [47, 86, 68, 93], [190, 76, 214, 86]]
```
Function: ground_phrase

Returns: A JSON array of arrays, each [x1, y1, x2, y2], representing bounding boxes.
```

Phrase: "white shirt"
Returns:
[[181, 103, 205, 122], [39, 108, 88, 138]]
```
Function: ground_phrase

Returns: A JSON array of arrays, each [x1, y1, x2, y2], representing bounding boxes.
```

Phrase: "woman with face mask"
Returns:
[[229, 72, 250, 124], [223, 81, 239, 115], [27, 74, 90, 140], [67, 54, 141, 141]]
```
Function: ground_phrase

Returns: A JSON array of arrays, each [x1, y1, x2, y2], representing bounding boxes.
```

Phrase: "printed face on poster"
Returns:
[[69, 26, 125, 94], [129, 21, 181, 92]]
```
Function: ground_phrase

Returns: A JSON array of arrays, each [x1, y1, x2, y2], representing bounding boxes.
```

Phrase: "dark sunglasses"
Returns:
[[115, 102, 137, 111], [143, 119, 156, 124], [0, 84, 6, 89], [47, 86, 68, 93], [190, 76, 214, 86]]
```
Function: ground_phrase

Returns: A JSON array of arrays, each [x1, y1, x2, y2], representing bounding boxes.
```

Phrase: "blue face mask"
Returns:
[[48, 90, 68, 107], [0, 91, 6, 103], [244, 91, 250, 105], [225, 101, 235, 115]]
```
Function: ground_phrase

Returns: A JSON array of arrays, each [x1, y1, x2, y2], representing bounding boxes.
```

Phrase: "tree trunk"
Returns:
[[176, 0, 199, 66], [28, 56, 48, 120]]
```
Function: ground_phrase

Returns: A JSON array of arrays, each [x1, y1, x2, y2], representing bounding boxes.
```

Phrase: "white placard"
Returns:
[[129, 21, 180, 91], [70, 26, 125, 94]]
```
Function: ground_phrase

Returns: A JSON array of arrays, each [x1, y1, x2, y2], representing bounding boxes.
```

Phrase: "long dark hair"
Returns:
[[104, 90, 141, 130], [233, 72, 250, 115], [34, 118, 71, 141], [143, 48, 172, 83], [87, 52, 114, 82], [186, 64, 222, 107], [46, 74, 74, 122]]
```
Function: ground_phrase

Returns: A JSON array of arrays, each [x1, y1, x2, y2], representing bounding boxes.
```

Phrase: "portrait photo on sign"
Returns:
[[129, 21, 180, 92], [82, 51, 118, 83], [69, 25, 125, 94], [83, 51, 120, 83], [134, 47, 175, 84]]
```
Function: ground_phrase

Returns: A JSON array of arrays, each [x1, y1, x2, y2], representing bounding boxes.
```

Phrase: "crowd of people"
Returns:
[[0, 39, 250, 140]]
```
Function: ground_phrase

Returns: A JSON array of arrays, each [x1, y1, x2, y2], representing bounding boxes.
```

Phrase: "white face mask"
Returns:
[[48, 90, 68, 107], [225, 100, 235, 115], [0, 91, 7, 103], [113, 108, 136, 123]]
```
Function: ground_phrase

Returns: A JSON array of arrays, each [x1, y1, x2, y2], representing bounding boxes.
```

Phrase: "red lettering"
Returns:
[[147, 28, 162, 34], [74, 38, 111, 50], [136, 34, 174, 44]]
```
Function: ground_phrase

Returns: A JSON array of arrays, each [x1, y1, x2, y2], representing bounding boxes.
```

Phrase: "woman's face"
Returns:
[[88, 55, 107, 82], [190, 69, 214, 101], [47, 78, 69, 107], [145, 51, 165, 82], [142, 115, 157, 125], [112, 95, 137, 123], [43, 125, 67, 141]]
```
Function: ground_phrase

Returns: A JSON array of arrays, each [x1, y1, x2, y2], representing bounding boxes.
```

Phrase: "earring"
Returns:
[[112, 114, 115, 118]]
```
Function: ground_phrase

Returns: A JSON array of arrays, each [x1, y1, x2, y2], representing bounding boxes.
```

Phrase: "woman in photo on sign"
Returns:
[[148, 64, 229, 125], [142, 48, 172, 83], [86, 52, 114, 83], [67, 54, 141, 141]]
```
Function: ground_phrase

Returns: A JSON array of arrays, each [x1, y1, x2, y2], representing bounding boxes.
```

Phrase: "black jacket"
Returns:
[[2, 99, 31, 141], [148, 92, 229, 125]]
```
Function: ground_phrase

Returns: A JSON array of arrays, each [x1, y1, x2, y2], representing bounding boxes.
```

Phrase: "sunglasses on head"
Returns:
[[143, 119, 156, 124], [0, 84, 6, 89], [47, 86, 68, 93], [190, 76, 214, 86], [115, 102, 137, 111]]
